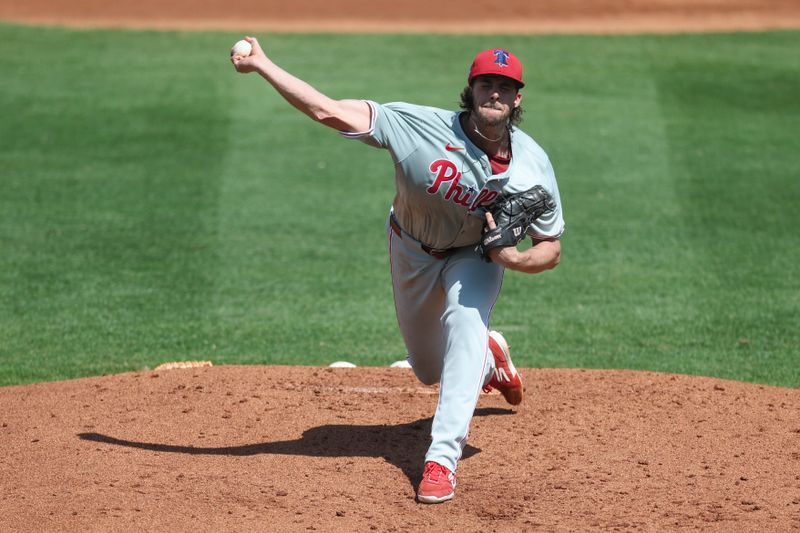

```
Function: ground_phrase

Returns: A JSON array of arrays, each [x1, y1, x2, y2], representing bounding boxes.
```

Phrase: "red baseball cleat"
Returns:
[[483, 330, 524, 405], [417, 461, 456, 504]]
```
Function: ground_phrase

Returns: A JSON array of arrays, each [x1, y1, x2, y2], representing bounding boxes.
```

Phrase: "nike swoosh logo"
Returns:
[[445, 143, 465, 151]]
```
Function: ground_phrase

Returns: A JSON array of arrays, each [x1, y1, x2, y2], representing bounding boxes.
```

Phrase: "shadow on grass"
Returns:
[[79, 407, 513, 488]]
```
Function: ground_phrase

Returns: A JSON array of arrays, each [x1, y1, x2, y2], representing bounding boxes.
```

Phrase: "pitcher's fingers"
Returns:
[[246, 36, 263, 55], [485, 212, 497, 230]]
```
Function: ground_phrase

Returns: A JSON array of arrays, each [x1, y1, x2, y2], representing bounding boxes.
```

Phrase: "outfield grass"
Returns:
[[0, 24, 798, 387]]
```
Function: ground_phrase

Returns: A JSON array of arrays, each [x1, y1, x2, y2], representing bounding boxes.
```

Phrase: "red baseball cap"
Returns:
[[468, 48, 524, 88]]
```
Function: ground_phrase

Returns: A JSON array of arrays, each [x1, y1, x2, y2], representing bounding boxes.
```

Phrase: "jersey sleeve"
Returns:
[[528, 157, 565, 241], [338, 101, 422, 163]]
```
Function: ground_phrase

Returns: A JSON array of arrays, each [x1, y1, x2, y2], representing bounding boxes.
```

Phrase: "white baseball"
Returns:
[[231, 39, 252, 57]]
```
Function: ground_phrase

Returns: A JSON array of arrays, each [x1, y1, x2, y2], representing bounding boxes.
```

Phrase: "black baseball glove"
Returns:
[[476, 185, 556, 261]]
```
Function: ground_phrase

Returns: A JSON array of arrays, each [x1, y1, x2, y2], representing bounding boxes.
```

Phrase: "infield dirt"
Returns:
[[2, 366, 799, 531], [1, 1, 799, 531]]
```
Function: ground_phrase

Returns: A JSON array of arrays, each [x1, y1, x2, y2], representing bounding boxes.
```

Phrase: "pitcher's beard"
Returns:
[[474, 105, 511, 129]]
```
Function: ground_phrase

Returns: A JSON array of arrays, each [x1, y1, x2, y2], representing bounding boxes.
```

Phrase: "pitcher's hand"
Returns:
[[231, 36, 267, 74]]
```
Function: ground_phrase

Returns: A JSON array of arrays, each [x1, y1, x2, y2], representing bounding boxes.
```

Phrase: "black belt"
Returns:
[[389, 215, 453, 260]]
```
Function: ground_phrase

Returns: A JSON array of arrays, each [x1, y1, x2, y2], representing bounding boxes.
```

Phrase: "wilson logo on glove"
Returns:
[[476, 185, 556, 261]]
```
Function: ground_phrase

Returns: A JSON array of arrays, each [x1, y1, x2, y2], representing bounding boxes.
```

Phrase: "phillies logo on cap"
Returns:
[[493, 49, 510, 67]]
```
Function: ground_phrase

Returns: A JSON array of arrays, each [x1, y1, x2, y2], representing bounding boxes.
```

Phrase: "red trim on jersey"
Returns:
[[489, 153, 511, 174]]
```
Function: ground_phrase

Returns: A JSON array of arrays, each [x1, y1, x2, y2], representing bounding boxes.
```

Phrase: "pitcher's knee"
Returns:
[[408, 354, 442, 386], [415, 370, 440, 386]]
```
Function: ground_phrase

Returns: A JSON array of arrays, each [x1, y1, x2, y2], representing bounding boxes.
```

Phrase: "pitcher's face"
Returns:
[[470, 75, 522, 127]]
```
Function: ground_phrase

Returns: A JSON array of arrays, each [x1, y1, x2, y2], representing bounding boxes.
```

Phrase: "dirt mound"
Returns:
[[2, 0, 800, 33], [1, 365, 798, 531]]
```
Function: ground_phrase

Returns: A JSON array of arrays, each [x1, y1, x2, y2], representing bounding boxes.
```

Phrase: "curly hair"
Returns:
[[459, 85, 523, 126]]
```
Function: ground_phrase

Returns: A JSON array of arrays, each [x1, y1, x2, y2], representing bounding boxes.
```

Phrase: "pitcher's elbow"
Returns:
[[551, 251, 561, 268], [545, 248, 561, 270]]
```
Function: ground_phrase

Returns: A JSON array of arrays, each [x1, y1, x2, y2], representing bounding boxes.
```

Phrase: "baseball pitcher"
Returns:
[[232, 39, 565, 504]]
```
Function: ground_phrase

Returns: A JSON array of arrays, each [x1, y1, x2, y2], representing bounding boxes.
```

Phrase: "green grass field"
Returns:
[[1, 24, 798, 387]]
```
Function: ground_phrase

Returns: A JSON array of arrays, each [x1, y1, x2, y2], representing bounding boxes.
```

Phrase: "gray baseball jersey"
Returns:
[[342, 101, 564, 249], [342, 100, 565, 473]]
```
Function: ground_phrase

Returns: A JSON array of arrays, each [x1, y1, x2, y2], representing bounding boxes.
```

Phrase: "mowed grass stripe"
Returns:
[[211, 41, 402, 366], [653, 32, 800, 384], [0, 27, 230, 382]]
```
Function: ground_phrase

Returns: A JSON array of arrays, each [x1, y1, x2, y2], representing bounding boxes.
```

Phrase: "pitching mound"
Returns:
[[1, 365, 798, 531]]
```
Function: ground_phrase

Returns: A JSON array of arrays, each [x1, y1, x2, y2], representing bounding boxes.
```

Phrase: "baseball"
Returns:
[[231, 39, 252, 57]]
